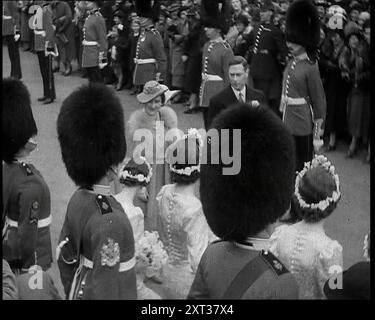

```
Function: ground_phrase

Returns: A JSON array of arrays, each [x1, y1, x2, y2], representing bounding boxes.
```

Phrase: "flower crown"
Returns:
[[295, 155, 341, 212], [120, 156, 153, 184], [169, 128, 204, 176]]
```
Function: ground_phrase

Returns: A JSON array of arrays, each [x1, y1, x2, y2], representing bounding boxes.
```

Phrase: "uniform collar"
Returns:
[[92, 184, 111, 196], [234, 237, 270, 251]]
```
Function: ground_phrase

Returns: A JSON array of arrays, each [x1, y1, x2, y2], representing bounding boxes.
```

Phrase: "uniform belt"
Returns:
[[3, 15, 12, 20], [82, 40, 98, 46], [284, 96, 306, 105], [34, 30, 46, 36], [6, 215, 52, 228], [82, 255, 136, 272], [134, 58, 157, 64], [202, 73, 223, 81]]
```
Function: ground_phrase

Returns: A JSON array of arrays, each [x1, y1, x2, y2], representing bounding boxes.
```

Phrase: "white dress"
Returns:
[[156, 184, 214, 299], [114, 191, 144, 243], [269, 221, 343, 299]]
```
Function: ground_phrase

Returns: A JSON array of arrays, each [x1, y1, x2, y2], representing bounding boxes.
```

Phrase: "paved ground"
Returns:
[[3, 45, 370, 299]]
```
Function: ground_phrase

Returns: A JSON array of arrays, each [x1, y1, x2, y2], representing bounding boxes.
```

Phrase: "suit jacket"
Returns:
[[207, 84, 266, 129]]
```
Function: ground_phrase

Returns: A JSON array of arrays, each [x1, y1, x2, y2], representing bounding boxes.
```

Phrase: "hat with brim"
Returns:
[[137, 81, 169, 104], [165, 90, 181, 104]]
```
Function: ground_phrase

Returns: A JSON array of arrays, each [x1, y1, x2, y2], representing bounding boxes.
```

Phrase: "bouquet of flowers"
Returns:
[[136, 231, 168, 279]]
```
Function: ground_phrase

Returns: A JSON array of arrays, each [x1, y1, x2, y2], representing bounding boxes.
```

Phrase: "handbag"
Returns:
[[56, 32, 69, 45]]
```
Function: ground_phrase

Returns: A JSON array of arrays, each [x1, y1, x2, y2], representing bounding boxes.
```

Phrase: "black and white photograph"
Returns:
[[2, 0, 370, 305]]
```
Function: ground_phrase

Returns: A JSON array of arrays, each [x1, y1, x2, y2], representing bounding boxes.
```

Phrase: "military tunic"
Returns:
[[188, 240, 299, 299], [2, 161, 53, 271], [57, 187, 137, 300], [199, 39, 234, 107], [133, 26, 167, 86], [81, 9, 108, 68], [280, 53, 326, 170], [247, 23, 288, 111]]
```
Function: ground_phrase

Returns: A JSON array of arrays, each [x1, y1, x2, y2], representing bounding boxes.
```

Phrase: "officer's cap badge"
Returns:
[[100, 238, 120, 267]]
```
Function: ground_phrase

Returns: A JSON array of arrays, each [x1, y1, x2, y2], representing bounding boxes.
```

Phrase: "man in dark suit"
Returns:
[[206, 56, 266, 129]]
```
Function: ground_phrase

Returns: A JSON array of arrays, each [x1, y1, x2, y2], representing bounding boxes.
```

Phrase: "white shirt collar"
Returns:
[[231, 86, 246, 102]]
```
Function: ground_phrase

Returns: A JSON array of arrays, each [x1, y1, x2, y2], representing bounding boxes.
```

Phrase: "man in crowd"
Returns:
[[207, 55, 265, 128]]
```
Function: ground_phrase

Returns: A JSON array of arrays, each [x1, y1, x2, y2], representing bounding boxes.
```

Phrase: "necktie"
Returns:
[[238, 92, 245, 103]]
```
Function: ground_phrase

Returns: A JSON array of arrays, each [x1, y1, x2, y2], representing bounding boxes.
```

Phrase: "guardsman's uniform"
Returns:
[[247, 22, 288, 114], [199, 39, 234, 108], [3, 0, 22, 79], [2, 161, 53, 272], [82, 8, 108, 82], [280, 53, 326, 170], [33, 3, 57, 102], [57, 186, 137, 300], [133, 25, 167, 86], [188, 240, 299, 299]]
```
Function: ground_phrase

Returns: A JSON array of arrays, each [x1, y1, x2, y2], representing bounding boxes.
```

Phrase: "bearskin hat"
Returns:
[[286, 0, 321, 49], [2, 78, 37, 163], [57, 83, 126, 187], [201, 0, 231, 35], [200, 104, 295, 241], [135, 0, 161, 22]]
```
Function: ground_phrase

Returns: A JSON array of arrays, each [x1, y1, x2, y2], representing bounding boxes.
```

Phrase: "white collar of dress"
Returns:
[[234, 237, 270, 251], [294, 52, 309, 62]]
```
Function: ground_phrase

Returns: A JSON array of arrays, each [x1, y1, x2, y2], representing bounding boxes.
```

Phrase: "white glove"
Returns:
[[118, 23, 123, 31], [14, 34, 21, 42], [99, 62, 108, 69]]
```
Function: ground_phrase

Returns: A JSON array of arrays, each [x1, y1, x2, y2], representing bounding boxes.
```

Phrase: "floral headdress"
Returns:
[[136, 231, 168, 278], [119, 156, 153, 184], [295, 155, 341, 212], [169, 128, 204, 176]]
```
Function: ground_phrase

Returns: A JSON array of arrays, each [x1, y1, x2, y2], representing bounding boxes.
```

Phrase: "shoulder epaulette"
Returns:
[[95, 194, 113, 215], [150, 27, 160, 36], [260, 250, 289, 276], [20, 162, 33, 176]]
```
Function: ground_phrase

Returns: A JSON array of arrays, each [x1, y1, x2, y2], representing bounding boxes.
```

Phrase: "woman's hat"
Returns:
[[286, 0, 321, 49], [2, 78, 37, 163], [114, 9, 126, 19], [136, 81, 169, 104], [57, 83, 126, 187]]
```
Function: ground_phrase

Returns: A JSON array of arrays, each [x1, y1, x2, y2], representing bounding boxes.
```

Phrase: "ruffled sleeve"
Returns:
[[183, 204, 210, 273], [316, 240, 343, 298], [269, 224, 288, 257], [156, 184, 169, 203]]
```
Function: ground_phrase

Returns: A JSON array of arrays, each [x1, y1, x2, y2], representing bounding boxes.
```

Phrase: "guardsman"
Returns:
[[133, 0, 167, 88], [2, 78, 53, 274], [246, 0, 288, 116], [81, 0, 108, 83], [3, 0, 22, 79], [280, 0, 326, 172], [198, 0, 234, 129], [33, 1, 57, 104], [188, 104, 299, 299], [56, 83, 137, 300]]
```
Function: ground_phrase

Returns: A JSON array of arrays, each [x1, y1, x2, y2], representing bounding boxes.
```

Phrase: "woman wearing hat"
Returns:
[[280, 0, 326, 172], [127, 80, 178, 232], [339, 25, 370, 158], [321, 12, 350, 151], [2, 78, 53, 274]]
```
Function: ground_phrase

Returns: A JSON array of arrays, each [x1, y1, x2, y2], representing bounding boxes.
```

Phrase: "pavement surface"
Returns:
[[3, 45, 370, 299]]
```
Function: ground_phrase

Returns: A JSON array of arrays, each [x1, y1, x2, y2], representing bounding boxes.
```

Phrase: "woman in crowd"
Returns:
[[127, 80, 178, 232], [51, 0, 76, 75], [270, 155, 343, 299], [339, 26, 370, 157]]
